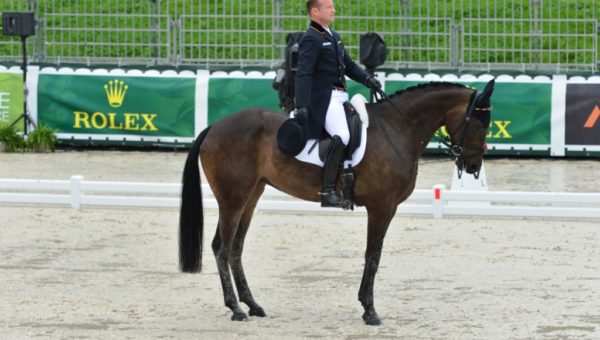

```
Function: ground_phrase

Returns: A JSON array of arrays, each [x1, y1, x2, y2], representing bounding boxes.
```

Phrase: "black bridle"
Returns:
[[371, 85, 491, 179], [438, 90, 492, 179]]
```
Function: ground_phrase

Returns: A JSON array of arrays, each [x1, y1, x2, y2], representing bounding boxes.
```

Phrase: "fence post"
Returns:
[[151, 0, 159, 63], [274, 0, 284, 60], [70, 175, 83, 209], [451, 24, 462, 68], [171, 17, 181, 66], [432, 184, 445, 218]]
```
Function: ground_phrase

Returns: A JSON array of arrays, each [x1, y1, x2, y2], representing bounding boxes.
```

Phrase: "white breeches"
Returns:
[[324, 89, 350, 145]]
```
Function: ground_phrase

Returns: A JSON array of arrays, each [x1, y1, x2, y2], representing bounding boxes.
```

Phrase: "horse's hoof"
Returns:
[[231, 312, 248, 321], [249, 307, 266, 317], [362, 311, 381, 326]]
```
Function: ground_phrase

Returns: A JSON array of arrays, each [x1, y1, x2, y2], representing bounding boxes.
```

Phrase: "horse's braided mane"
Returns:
[[390, 81, 467, 98]]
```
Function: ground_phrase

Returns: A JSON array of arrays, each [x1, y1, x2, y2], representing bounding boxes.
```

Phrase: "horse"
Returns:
[[179, 79, 495, 325]]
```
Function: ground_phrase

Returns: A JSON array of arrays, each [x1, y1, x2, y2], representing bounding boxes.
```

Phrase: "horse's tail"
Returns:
[[179, 126, 211, 273]]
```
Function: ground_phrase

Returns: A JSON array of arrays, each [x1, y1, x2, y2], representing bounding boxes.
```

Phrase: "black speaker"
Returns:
[[359, 32, 387, 71], [2, 12, 35, 37]]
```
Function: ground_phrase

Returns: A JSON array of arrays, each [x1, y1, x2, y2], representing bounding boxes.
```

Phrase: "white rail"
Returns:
[[0, 176, 599, 219]]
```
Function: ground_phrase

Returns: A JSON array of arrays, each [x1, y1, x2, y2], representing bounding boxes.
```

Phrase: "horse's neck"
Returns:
[[372, 93, 449, 156]]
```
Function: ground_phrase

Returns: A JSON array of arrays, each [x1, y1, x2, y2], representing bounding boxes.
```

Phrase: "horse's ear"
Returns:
[[475, 79, 495, 108], [482, 79, 495, 98], [483, 79, 495, 94]]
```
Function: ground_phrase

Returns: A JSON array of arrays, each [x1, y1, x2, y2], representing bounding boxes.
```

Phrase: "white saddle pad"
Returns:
[[294, 94, 369, 167]]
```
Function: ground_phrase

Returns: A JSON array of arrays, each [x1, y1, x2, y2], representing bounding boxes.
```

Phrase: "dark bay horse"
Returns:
[[179, 79, 495, 325]]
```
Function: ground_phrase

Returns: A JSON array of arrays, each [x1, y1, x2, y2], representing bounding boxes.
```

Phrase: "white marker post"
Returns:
[[449, 162, 490, 206]]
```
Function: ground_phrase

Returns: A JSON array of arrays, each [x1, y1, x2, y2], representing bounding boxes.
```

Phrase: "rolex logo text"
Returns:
[[71, 79, 158, 132]]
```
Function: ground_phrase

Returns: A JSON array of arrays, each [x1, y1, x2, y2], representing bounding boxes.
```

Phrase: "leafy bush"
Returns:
[[0, 123, 26, 152], [26, 124, 58, 152]]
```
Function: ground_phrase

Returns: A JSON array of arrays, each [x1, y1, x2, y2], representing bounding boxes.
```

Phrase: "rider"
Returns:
[[295, 0, 381, 208]]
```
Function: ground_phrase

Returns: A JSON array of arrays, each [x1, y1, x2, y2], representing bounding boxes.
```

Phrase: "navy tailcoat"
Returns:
[[294, 21, 370, 140]]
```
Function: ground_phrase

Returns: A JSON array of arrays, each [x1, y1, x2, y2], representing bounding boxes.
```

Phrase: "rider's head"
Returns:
[[306, 0, 336, 28]]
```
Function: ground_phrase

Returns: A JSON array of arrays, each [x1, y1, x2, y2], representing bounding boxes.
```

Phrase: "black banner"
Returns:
[[565, 84, 600, 145]]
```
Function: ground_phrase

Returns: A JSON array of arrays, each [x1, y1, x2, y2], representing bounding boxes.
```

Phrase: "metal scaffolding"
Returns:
[[0, 0, 598, 72]]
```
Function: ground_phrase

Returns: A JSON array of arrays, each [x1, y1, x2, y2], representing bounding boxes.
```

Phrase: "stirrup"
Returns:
[[319, 190, 352, 210], [319, 190, 344, 208]]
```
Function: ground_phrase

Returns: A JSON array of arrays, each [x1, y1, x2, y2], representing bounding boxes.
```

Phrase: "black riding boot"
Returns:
[[320, 135, 345, 208]]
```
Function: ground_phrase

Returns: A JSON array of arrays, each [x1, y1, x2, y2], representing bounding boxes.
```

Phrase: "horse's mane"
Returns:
[[390, 81, 467, 98]]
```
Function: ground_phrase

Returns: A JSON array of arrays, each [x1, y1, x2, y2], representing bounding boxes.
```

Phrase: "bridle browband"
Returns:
[[438, 89, 492, 179]]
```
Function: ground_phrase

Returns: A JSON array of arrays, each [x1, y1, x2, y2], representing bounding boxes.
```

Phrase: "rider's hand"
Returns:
[[294, 107, 309, 124], [366, 76, 382, 89]]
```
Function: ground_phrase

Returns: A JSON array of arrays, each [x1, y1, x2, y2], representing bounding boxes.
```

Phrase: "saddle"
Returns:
[[311, 101, 363, 210], [314, 101, 363, 162], [282, 94, 369, 211]]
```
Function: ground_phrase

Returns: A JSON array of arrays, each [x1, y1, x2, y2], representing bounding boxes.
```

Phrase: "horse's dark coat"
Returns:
[[179, 80, 495, 325]]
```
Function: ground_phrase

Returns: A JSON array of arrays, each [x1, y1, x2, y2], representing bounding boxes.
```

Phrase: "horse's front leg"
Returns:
[[358, 207, 394, 325]]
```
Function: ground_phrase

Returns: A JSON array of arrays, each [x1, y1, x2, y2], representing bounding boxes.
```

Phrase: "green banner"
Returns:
[[207, 77, 371, 124], [207, 78, 280, 124], [0, 73, 24, 130], [386, 80, 552, 145], [37, 74, 195, 137], [346, 79, 371, 100]]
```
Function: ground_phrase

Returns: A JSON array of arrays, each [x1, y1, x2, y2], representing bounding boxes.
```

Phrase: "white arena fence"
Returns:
[[0, 176, 599, 219]]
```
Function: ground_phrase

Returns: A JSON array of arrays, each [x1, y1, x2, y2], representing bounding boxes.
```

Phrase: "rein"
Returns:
[[371, 87, 417, 125]]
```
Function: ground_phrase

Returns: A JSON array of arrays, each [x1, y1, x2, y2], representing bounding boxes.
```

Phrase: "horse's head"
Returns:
[[444, 79, 495, 178]]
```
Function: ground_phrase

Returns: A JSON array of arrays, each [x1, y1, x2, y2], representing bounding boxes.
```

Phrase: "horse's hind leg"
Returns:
[[211, 209, 247, 321], [230, 183, 267, 317]]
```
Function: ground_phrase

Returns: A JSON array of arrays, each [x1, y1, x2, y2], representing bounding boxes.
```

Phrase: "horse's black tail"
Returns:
[[179, 126, 211, 273]]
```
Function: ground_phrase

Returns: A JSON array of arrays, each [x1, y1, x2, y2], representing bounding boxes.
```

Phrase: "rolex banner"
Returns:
[[207, 77, 370, 124], [0, 68, 593, 156], [0, 72, 24, 130], [37, 74, 196, 138], [207, 77, 280, 124], [386, 80, 552, 146]]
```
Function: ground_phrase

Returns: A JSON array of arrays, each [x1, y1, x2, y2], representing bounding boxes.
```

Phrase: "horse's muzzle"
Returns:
[[466, 157, 483, 179], [456, 156, 482, 179]]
